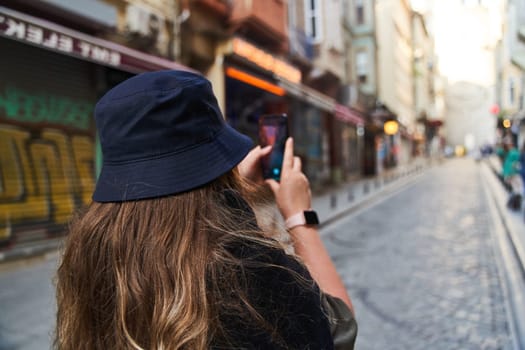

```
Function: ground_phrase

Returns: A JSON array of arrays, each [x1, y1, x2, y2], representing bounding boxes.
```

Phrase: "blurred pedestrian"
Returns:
[[502, 137, 523, 211], [55, 70, 357, 349], [520, 140, 525, 200], [496, 141, 506, 164]]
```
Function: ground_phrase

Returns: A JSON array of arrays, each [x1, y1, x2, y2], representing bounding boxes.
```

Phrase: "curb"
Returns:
[[482, 158, 525, 276], [480, 160, 525, 349], [314, 159, 431, 228], [0, 238, 63, 263]]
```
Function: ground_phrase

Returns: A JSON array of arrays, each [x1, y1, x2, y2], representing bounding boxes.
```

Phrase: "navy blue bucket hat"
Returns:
[[92, 70, 253, 202]]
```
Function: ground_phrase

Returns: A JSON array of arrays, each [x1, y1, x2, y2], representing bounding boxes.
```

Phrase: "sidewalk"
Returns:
[[481, 156, 525, 348], [0, 159, 433, 263], [483, 155, 525, 254], [313, 157, 431, 227]]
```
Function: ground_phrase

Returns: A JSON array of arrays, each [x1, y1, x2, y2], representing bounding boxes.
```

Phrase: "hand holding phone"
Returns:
[[258, 114, 289, 181]]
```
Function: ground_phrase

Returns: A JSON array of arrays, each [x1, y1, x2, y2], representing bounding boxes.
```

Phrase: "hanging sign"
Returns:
[[0, 10, 121, 66], [0, 6, 192, 73]]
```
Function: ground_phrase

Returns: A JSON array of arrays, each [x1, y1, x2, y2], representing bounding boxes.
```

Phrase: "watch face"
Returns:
[[304, 211, 320, 225]]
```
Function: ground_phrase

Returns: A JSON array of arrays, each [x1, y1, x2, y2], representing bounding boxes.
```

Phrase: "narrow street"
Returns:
[[0, 255, 57, 350], [322, 158, 516, 349], [0, 158, 521, 349]]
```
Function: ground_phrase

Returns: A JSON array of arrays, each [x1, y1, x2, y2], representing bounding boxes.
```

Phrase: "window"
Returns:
[[356, 51, 368, 83], [520, 75, 525, 111], [355, 0, 364, 25], [509, 79, 515, 105], [288, 0, 297, 27], [304, 0, 323, 43]]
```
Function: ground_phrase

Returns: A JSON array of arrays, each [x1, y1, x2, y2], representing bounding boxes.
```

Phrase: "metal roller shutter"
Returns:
[[0, 37, 98, 246]]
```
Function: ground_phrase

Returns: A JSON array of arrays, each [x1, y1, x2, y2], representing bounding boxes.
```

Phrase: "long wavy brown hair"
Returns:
[[55, 170, 293, 349]]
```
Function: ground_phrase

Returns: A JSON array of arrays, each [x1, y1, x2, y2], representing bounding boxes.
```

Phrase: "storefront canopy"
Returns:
[[334, 104, 365, 126], [276, 77, 365, 126], [276, 76, 336, 112], [0, 6, 193, 74], [511, 52, 525, 71]]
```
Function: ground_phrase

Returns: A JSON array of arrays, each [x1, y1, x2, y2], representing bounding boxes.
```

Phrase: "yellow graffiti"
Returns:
[[0, 126, 32, 200], [72, 136, 95, 206], [0, 124, 95, 239], [0, 127, 48, 225], [41, 130, 78, 222]]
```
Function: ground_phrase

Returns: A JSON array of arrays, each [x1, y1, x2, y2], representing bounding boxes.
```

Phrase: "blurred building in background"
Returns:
[[0, 0, 447, 249], [343, 0, 379, 176], [496, 0, 525, 147], [411, 11, 440, 157], [427, 0, 503, 152], [377, 0, 413, 167], [375, 0, 434, 169]]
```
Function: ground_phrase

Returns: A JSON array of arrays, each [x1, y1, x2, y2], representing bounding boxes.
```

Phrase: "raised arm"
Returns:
[[265, 138, 354, 312]]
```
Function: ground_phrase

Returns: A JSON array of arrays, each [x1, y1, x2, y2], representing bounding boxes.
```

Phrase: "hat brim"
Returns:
[[93, 125, 254, 202]]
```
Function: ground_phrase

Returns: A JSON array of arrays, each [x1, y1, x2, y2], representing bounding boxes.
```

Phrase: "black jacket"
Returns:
[[211, 190, 334, 349]]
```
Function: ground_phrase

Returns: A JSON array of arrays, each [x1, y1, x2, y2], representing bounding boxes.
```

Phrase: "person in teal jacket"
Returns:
[[502, 138, 523, 210], [502, 142, 520, 178], [520, 141, 525, 190]]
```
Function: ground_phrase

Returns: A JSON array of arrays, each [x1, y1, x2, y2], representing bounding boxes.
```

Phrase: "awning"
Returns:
[[0, 6, 193, 74], [276, 76, 366, 126], [276, 77, 336, 112], [511, 52, 525, 71], [426, 119, 444, 127], [334, 104, 365, 126], [519, 26, 525, 42]]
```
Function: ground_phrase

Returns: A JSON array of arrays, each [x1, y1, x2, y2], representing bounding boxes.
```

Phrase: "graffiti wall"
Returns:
[[0, 85, 96, 244]]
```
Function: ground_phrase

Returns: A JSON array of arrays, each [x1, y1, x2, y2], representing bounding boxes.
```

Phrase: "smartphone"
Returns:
[[258, 114, 289, 181]]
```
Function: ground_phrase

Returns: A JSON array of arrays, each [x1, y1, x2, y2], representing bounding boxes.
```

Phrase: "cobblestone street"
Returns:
[[0, 158, 521, 350], [322, 158, 515, 349]]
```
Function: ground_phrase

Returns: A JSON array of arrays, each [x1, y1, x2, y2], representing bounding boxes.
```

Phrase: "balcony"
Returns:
[[511, 52, 525, 71], [229, 0, 287, 50], [289, 27, 313, 61], [191, 0, 232, 20]]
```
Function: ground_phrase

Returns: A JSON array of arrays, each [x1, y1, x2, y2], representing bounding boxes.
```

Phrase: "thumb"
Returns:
[[260, 145, 272, 156], [265, 179, 280, 195]]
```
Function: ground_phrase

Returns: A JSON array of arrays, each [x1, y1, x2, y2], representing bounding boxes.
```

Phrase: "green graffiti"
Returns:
[[0, 86, 92, 130]]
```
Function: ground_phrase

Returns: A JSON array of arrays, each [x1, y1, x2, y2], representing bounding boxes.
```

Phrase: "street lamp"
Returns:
[[384, 120, 399, 135]]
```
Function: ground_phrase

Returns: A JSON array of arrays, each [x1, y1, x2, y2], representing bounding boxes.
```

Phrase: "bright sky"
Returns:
[[411, 0, 503, 86]]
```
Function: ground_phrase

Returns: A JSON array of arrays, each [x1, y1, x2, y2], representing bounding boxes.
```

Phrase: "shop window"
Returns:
[[356, 51, 368, 84], [305, 0, 323, 43], [355, 0, 364, 25]]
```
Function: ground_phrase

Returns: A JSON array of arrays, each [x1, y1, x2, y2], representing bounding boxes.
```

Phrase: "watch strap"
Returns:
[[285, 210, 319, 230]]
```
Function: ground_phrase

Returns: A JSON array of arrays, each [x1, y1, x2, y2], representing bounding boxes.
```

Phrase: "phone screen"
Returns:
[[258, 114, 289, 181]]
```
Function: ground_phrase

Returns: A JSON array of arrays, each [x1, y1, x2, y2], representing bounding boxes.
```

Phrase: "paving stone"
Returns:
[[325, 159, 514, 350]]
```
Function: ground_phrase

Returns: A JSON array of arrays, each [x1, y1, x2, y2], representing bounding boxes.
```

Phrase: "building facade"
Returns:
[[342, 0, 377, 176], [0, 0, 443, 250], [0, 0, 191, 246], [429, 0, 501, 151], [411, 11, 439, 156], [376, 0, 415, 168], [498, 0, 525, 146]]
